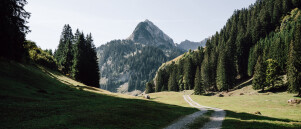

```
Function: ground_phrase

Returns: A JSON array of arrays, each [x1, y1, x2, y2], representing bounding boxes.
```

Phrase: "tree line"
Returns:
[[148, 0, 301, 96], [54, 25, 100, 87]]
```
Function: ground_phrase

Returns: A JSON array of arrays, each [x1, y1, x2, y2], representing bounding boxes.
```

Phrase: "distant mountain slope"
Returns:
[[176, 38, 207, 51], [97, 20, 184, 94]]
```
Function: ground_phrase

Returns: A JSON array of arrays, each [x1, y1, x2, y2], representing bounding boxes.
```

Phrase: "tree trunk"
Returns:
[[262, 86, 264, 92]]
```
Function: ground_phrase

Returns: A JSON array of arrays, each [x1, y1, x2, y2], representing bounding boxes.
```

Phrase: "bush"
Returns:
[[24, 40, 58, 70]]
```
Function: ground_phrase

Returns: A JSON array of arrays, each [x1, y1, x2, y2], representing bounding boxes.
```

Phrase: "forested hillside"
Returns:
[[150, 0, 301, 96]]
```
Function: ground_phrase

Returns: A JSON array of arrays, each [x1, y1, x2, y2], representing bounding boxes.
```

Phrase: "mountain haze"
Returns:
[[176, 38, 208, 51]]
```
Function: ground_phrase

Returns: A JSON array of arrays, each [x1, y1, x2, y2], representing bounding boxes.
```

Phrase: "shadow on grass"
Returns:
[[222, 110, 301, 129], [266, 85, 288, 93], [203, 92, 216, 96], [0, 61, 199, 129], [73, 85, 101, 92], [233, 78, 253, 91], [149, 97, 161, 101]]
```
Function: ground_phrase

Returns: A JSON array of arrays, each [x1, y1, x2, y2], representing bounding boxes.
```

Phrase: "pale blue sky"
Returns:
[[25, 0, 256, 50]]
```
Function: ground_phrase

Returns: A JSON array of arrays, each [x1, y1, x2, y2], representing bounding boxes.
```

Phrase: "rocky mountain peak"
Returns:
[[127, 19, 175, 47]]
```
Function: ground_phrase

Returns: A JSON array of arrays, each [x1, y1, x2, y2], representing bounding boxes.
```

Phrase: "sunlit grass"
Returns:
[[190, 88, 301, 128]]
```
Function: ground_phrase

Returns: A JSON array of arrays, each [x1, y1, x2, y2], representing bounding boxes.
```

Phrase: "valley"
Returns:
[[1, 0, 301, 129]]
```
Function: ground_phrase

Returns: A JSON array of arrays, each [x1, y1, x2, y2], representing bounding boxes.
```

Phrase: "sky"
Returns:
[[25, 0, 256, 51]]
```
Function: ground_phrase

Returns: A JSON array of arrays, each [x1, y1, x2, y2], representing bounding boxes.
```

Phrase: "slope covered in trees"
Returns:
[[153, 47, 204, 93], [151, 0, 301, 95]]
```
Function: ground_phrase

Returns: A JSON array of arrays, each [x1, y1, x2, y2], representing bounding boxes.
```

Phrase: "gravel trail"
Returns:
[[164, 94, 225, 129]]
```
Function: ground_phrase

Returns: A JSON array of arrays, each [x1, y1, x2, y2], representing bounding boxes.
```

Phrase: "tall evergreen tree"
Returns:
[[72, 31, 86, 81], [287, 24, 301, 96], [194, 66, 203, 95], [265, 59, 279, 87], [145, 81, 154, 93], [201, 54, 210, 91], [0, 0, 30, 60], [183, 58, 192, 90], [54, 24, 74, 74], [168, 66, 178, 91], [155, 69, 164, 92], [84, 34, 100, 87], [253, 56, 266, 92], [216, 50, 228, 91]]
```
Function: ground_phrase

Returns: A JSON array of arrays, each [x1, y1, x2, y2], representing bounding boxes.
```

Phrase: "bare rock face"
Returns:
[[288, 99, 301, 104]]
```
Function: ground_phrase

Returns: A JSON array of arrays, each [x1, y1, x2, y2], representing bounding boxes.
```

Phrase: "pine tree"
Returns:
[[253, 56, 266, 92], [287, 24, 301, 96], [183, 58, 192, 90], [72, 31, 86, 81], [54, 24, 74, 74], [201, 55, 210, 91], [145, 82, 154, 93], [265, 59, 279, 87], [168, 66, 178, 91], [84, 34, 100, 87], [61, 40, 73, 75], [216, 50, 227, 91], [0, 0, 30, 60], [155, 69, 164, 92], [194, 66, 203, 95]]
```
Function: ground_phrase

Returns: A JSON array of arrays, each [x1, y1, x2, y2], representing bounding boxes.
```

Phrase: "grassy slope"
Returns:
[[0, 61, 196, 129], [190, 85, 301, 129], [150, 85, 301, 129]]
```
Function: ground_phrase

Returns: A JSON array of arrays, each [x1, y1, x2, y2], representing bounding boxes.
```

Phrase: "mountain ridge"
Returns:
[[176, 38, 207, 51]]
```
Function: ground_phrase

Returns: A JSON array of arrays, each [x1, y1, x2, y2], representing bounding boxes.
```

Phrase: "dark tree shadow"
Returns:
[[222, 110, 301, 129]]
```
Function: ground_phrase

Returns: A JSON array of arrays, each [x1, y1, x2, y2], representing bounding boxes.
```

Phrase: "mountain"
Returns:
[[176, 38, 208, 51], [127, 19, 175, 48], [97, 20, 184, 95]]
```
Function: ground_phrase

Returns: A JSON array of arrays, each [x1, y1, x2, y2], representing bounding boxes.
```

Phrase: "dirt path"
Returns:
[[164, 95, 207, 129], [164, 95, 225, 129], [185, 95, 226, 129]]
